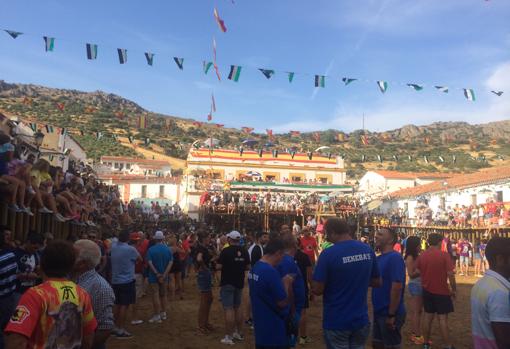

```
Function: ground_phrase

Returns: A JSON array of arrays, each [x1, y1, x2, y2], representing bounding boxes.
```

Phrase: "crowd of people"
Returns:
[[1, 214, 509, 349], [199, 190, 359, 216]]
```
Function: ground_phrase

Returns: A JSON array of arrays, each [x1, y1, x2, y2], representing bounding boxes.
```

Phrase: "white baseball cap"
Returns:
[[154, 231, 165, 240], [226, 231, 241, 240]]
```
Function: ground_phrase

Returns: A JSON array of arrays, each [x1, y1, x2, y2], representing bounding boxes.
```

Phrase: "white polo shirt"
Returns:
[[471, 269, 510, 349]]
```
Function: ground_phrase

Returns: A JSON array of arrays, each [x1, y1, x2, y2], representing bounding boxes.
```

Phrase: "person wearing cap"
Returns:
[[216, 231, 250, 345], [146, 231, 173, 324], [471, 237, 510, 349]]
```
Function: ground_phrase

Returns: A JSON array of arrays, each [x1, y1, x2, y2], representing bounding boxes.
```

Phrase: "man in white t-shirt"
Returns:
[[471, 237, 510, 349]]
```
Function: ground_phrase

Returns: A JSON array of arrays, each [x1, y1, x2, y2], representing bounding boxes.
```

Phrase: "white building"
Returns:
[[381, 166, 510, 220], [358, 170, 452, 203], [99, 156, 172, 177]]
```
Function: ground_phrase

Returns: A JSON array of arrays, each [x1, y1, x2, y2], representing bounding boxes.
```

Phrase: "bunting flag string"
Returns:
[[44, 36, 55, 52], [2, 27, 504, 99], [117, 48, 127, 64], [213, 8, 228, 33], [259, 69, 274, 79], [228, 65, 242, 82], [174, 57, 184, 70], [145, 52, 154, 66], [86, 43, 98, 60]]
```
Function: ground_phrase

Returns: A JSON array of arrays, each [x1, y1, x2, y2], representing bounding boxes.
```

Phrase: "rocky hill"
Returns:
[[1, 80, 509, 178]]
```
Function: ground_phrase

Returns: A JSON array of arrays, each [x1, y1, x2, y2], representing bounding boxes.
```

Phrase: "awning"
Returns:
[[367, 199, 383, 211]]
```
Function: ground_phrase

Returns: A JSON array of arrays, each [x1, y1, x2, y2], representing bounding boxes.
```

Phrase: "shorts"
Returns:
[[112, 280, 136, 306], [324, 324, 370, 349], [220, 284, 242, 309], [408, 282, 422, 297], [372, 313, 405, 348], [473, 252, 481, 260], [150, 281, 167, 297], [459, 256, 469, 265], [134, 273, 144, 298], [422, 289, 454, 315], [197, 270, 212, 293]]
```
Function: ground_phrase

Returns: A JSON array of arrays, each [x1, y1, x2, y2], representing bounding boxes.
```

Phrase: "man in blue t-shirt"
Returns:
[[372, 227, 406, 349], [249, 238, 293, 349], [276, 234, 306, 347], [312, 218, 381, 349], [147, 231, 173, 324]]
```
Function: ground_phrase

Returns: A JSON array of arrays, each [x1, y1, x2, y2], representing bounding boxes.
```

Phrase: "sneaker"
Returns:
[[22, 207, 34, 216], [130, 319, 143, 325], [160, 312, 167, 320], [115, 329, 133, 339], [27, 186, 35, 195], [220, 335, 235, 345], [39, 207, 53, 214], [299, 337, 307, 345], [148, 314, 162, 323], [232, 332, 244, 341], [244, 318, 253, 326], [54, 213, 66, 222]]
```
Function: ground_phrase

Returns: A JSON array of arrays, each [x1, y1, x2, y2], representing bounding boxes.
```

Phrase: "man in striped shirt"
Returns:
[[0, 225, 18, 349]]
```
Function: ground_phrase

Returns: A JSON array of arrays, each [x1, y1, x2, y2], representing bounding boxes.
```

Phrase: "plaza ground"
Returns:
[[109, 273, 476, 349]]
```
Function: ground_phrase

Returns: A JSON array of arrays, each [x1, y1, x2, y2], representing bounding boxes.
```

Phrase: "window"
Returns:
[[114, 162, 119, 169], [471, 194, 477, 206], [291, 175, 302, 182], [126, 163, 131, 169], [159, 185, 165, 198], [318, 177, 328, 184], [141, 185, 147, 198], [496, 191, 503, 202]]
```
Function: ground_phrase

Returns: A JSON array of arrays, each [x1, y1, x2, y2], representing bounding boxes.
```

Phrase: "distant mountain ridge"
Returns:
[[1, 80, 509, 178]]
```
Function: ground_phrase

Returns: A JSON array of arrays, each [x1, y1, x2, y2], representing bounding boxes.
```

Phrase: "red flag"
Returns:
[[313, 132, 321, 142], [266, 129, 273, 136], [242, 127, 254, 133], [213, 8, 227, 33], [361, 135, 369, 146], [290, 130, 301, 137], [207, 114, 212, 121], [213, 38, 221, 81], [215, 123, 224, 128], [211, 94, 216, 113], [193, 121, 203, 127], [55, 102, 65, 111]]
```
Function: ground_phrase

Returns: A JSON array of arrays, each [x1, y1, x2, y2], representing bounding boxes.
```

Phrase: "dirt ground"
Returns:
[[109, 274, 477, 349]]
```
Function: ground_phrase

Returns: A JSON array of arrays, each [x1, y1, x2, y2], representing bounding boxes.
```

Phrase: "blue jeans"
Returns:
[[324, 324, 370, 349]]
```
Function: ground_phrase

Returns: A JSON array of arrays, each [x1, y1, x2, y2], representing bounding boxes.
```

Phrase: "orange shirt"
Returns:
[[5, 279, 97, 349]]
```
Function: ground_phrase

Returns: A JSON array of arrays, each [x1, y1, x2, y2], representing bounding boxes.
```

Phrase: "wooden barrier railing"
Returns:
[[0, 203, 90, 242]]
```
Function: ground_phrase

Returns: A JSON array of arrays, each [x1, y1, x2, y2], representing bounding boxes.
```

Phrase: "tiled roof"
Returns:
[[100, 156, 170, 167], [373, 170, 453, 180], [390, 166, 510, 198]]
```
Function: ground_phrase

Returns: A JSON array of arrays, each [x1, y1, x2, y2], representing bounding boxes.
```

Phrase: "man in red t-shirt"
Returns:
[[416, 233, 457, 349], [5, 240, 96, 349], [299, 228, 318, 265]]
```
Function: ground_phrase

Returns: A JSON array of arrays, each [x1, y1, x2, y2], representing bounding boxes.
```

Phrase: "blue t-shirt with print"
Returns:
[[276, 254, 306, 313], [147, 243, 173, 283], [372, 251, 406, 317], [249, 260, 289, 347], [313, 239, 380, 331]]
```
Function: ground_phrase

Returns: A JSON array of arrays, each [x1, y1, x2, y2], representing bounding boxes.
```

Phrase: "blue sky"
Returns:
[[0, 0, 509, 133]]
